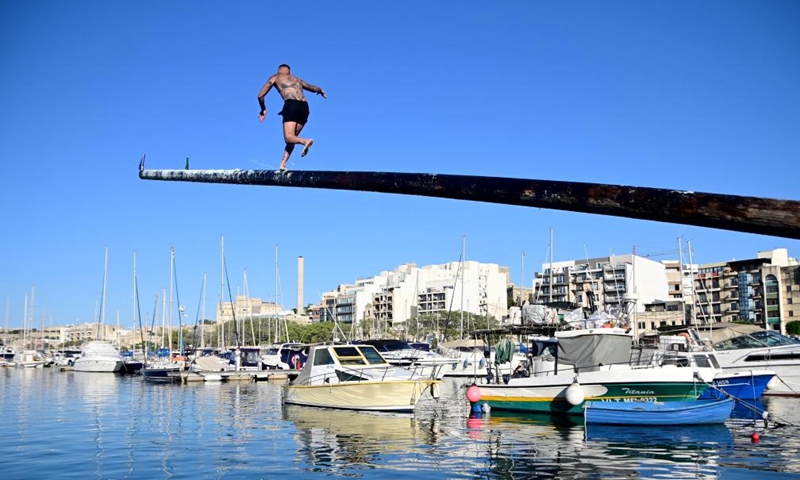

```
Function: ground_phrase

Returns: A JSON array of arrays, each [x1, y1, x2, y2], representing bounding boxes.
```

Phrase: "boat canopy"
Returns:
[[556, 329, 633, 370]]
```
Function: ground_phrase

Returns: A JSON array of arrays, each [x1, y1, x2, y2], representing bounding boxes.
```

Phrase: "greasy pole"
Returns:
[[138, 162, 800, 239]]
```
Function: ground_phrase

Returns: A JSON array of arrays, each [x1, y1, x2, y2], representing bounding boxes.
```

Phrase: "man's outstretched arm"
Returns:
[[257, 76, 276, 121], [301, 79, 326, 99]]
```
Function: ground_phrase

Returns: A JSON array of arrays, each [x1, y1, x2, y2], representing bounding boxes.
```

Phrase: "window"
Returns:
[[333, 346, 366, 365], [313, 348, 335, 366]]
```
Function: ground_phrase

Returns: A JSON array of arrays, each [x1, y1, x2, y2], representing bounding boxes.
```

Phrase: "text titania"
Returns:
[[621, 388, 656, 395]]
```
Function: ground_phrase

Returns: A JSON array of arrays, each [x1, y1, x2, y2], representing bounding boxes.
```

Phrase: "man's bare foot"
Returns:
[[301, 139, 314, 157]]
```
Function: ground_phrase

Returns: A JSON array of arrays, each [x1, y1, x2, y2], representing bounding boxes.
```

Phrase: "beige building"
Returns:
[[216, 295, 283, 323], [695, 248, 800, 333]]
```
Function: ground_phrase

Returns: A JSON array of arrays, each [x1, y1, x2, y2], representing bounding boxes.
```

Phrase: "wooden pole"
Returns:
[[138, 161, 800, 239]]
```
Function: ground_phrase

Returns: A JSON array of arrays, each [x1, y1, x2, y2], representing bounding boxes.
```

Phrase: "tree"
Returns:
[[786, 320, 800, 336]]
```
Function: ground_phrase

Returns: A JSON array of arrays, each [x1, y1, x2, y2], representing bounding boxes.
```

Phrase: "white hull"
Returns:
[[712, 349, 800, 396], [283, 379, 436, 412], [73, 359, 123, 372], [13, 350, 46, 368], [73, 341, 123, 373]]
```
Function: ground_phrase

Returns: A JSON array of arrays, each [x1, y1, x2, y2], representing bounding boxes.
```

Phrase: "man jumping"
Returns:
[[258, 64, 326, 171]]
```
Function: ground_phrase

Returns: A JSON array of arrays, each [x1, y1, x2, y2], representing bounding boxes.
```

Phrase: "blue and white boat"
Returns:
[[584, 398, 735, 426], [660, 350, 775, 400]]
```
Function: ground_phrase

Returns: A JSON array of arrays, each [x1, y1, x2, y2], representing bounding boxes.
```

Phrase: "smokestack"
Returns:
[[297, 256, 304, 314]]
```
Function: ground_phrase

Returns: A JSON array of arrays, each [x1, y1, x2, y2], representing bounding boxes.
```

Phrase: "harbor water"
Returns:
[[2, 367, 800, 479]]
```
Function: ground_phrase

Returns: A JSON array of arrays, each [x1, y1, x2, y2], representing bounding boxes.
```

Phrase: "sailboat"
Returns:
[[142, 247, 185, 381], [73, 247, 124, 373]]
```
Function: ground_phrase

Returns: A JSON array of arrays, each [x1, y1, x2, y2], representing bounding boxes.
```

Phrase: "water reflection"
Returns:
[[283, 405, 442, 474], [2, 369, 800, 478]]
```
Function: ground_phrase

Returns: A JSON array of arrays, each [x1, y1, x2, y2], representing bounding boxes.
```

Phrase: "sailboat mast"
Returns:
[[200, 272, 207, 348], [3, 296, 9, 347], [521, 250, 525, 306], [161, 288, 167, 349], [100, 247, 108, 339], [168, 247, 174, 352], [687, 240, 699, 325], [460, 235, 465, 340], [29, 286, 35, 348], [677, 237, 687, 325], [275, 244, 279, 343], [549, 227, 554, 303], [23, 294, 28, 348], [133, 251, 137, 349], [220, 235, 225, 348]]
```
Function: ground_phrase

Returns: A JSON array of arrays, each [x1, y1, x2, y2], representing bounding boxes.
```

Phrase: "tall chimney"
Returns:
[[297, 256, 304, 314]]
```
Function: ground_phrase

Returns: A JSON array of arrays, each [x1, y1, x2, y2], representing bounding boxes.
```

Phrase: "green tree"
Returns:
[[786, 320, 800, 336]]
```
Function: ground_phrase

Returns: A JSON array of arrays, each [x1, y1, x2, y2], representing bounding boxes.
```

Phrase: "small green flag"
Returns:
[[185, 157, 189, 170]]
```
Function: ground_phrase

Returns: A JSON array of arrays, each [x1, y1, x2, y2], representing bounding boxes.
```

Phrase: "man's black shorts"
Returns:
[[279, 99, 310, 124]]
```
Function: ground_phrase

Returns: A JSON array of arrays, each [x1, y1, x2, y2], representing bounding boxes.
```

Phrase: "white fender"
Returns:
[[565, 381, 585, 406]]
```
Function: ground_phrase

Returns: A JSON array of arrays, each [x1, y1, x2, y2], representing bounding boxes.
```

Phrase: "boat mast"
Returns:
[[549, 227, 554, 304], [520, 250, 525, 306], [677, 237, 688, 326], [687, 241, 700, 325], [220, 235, 225, 348], [161, 288, 167, 349], [23, 293, 28, 348], [100, 247, 107, 340], [133, 251, 138, 350], [274, 244, 278, 343], [200, 272, 207, 349], [3, 296, 9, 348], [29, 286, 36, 348], [460, 234, 465, 340], [168, 247, 174, 352]]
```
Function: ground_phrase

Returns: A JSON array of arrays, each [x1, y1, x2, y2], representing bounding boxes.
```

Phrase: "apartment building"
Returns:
[[696, 248, 800, 333], [533, 254, 669, 317], [317, 260, 510, 331]]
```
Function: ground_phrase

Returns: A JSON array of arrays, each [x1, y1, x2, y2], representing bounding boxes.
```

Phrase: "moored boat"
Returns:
[[72, 341, 124, 373], [13, 349, 46, 368], [476, 327, 709, 415], [659, 349, 775, 400], [693, 323, 800, 397], [583, 398, 735, 426], [283, 344, 441, 412]]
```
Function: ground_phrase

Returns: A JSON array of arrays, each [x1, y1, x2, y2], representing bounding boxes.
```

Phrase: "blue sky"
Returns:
[[1, 1, 798, 328]]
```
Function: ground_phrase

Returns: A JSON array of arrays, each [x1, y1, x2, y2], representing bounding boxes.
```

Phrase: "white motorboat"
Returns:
[[359, 339, 456, 380], [694, 322, 800, 396], [283, 344, 441, 412], [72, 341, 123, 373], [261, 343, 307, 370], [13, 349, 46, 368]]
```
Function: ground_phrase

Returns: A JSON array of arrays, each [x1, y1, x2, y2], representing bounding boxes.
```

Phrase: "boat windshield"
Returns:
[[359, 346, 387, 365], [333, 346, 368, 366], [693, 354, 721, 369], [714, 330, 797, 350]]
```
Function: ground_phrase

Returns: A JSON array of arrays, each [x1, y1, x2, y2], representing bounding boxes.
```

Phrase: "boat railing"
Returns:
[[293, 365, 396, 386], [294, 362, 439, 386]]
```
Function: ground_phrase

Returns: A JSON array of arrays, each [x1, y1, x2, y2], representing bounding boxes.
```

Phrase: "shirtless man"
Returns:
[[258, 64, 326, 171]]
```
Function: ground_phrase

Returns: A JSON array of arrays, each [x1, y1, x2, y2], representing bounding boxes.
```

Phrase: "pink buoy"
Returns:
[[466, 385, 481, 403], [751, 432, 761, 443]]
